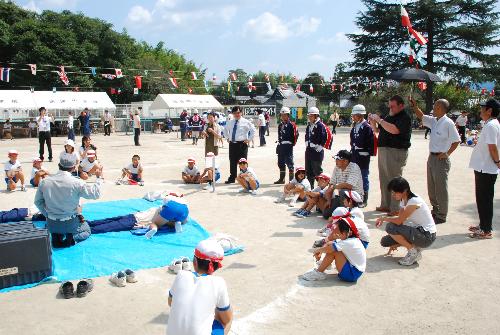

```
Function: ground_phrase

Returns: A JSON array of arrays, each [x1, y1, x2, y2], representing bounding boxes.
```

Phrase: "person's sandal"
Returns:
[[468, 225, 480, 232], [76, 279, 94, 298], [59, 281, 74, 299], [469, 230, 492, 239]]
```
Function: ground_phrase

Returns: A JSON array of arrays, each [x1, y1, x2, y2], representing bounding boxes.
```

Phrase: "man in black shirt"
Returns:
[[368, 95, 412, 215]]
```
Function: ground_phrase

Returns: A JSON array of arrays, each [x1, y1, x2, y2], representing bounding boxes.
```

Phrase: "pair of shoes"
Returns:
[[398, 248, 420, 266], [300, 269, 327, 281], [168, 257, 192, 274], [109, 269, 137, 287], [469, 230, 493, 239], [293, 209, 306, 217], [59, 279, 94, 298], [296, 210, 311, 218]]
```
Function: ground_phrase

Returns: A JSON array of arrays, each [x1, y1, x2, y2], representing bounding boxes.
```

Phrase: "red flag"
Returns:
[[115, 68, 123, 78], [409, 27, 427, 45], [191, 72, 197, 80], [134, 76, 142, 89], [331, 83, 336, 91], [110, 88, 116, 95], [188, 87, 193, 94], [169, 69, 174, 76], [417, 82, 427, 91], [481, 88, 486, 95], [401, 6, 411, 27], [491, 89, 495, 97], [169, 77, 178, 88]]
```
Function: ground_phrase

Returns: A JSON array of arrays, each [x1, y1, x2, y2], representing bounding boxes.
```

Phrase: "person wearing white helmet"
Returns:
[[274, 106, 299, 184], [304, 106, 328, 187], [167, 239, 233, 335], [4, 149, 26, 191], [189, 109, 203, 145], [350, 104, 375, 207]]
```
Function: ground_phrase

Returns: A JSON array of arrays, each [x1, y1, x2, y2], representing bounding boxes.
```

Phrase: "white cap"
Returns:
[[195, 239, 224, 260], [280, 107, 291, 114], [206, 152, 215, 157], [86, 150, 96, 158], [32, 157, 43, 163], [64, 139, 75, 148], [307, 107, 320, 115], [344, 190, 363, 203], [8, 149, 19, 155], [351, 104, 366, 115], [331, 207, 350, 223], [187, 157, 196, 163]]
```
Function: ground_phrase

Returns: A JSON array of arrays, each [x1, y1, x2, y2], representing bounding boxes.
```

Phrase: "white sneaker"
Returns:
[[168, 259, 183, 274], [300, 269, 327, 281], [124, 269, 137, 283], [317, 227, 331, 237], [109, 271, 127, 287], [145, 228, 158, 239], [250, 190, 258, 196], [181, 257, 192, 271], [115, 179, 122, 185], [399, 248, 419, 266], [138, 181, 144, 186], [288, 200, 297, 207]]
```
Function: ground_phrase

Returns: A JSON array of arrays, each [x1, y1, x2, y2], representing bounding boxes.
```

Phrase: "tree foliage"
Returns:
[[0, 1, 205, 103]]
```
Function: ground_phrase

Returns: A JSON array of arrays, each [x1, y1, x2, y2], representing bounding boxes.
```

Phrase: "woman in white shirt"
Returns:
[[376, 177, 437, 266]]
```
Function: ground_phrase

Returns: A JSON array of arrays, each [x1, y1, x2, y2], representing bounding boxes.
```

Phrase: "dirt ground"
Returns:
[[0, 126, 499, 335]]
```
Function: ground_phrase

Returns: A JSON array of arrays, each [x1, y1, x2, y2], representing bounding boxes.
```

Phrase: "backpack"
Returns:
[[321, 122, 333, 150], [291, 122, 299, 146]]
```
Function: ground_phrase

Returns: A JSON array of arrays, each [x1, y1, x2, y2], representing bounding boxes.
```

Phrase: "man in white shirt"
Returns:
[[468, 98, 500, 239], [257, 109, 266, 147], [223, 106, 255, 183], [410, 98, 460, 224], [37, 107, 53, 162], [67, 111, 75, 141], [103, 110, 112, 136], [167, 239, 233, 335], [133, 110, 141, 146], [455, 110, 468, 144]]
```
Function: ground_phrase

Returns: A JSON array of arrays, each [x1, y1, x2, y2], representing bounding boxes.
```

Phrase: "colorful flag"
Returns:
[[57, 66, 69, 86], [309, 84, 314, 93], [134, 76, 142, 89], [481, 88, 486, 95], [102, 74, 116, 80], [401, 6, 411, 27], [227, 80, 231, 93], [91, 67, 96, 76], [491, 89, 495, 97], [409, 27, 427, 45], [29, 64, 37, 75], [188, 87, 193, 94], [169, 77, 178, 88], [115, 68, 123, 78], [230, 72, 237, 81], [417, 82, 427, 91], [169, 69, 174, 76], [133, 87, 139, 95], [191, 72, 198, 80], [110, 88, 116, 95], [331, 83, 336, 91], [248, 82, 253, 92], [0, 68, 10, 82]]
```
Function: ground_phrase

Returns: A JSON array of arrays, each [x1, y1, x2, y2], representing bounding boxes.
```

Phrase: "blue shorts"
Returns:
[[212, 320, 224, 335], [246, 180, 260, 190], [5, 176, 17, 185], [338, 259, 363, 283], [215, 171, 221, 182], [159, 200, 189, 222], [361, 240, 369, 249], [130, 173, 142, 182], [30, 178, 36, 187]]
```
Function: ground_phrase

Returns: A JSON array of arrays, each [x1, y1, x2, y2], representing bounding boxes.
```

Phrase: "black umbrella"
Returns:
[[388, 68, 442, 82]]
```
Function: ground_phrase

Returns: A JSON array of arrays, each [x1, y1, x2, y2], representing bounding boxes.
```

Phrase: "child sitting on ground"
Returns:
[[60, 139, 80, 175], [301, 218, 366, 282], [236, 158, 259, 195], [4, 150, 26, 191], [275, 167, 311, 206], [182, 157, 201, 184], [294, 173, 331, 218], [343, 190, 365, 221], [79, 136, 97, 159], [30, 158, 49, 187], [199, 152, 221, 190], [78, 150, 103, 180], [116, 154, 144, 186]]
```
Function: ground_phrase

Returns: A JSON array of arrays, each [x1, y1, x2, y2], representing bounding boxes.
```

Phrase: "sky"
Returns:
[[11, 0, 500, 82]]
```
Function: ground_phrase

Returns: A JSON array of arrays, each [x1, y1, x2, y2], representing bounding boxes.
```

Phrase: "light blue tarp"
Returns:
[[1, 198, 212, 293]]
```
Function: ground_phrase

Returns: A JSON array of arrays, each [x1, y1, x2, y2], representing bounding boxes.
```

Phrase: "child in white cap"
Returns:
[[167, 239, 233, 335], [182, 157, 201, 184], [78, 149, 102, 180], [275, 167, 311, 206], [4, 150, 26, 191], [236, 158, 259, 195], [343, 190, 365, 221], [60, 139, 80, 175], [30, 158, 49, 187]]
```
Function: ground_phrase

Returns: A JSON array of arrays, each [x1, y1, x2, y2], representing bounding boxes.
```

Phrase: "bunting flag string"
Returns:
[[29, 64, 37, 75], [57, 66, 69, 86]]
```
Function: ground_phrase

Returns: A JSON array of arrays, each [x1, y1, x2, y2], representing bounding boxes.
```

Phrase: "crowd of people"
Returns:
[[2, 95, 499, 335]]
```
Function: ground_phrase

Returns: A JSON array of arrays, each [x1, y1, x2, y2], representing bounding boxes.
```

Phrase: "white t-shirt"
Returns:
[[30, 166, 47, 179], [80, 158, 96, 172], [183, 166, 200, 176], [469, 119, 500, 175], [455, 115, 467, 127], [239, 167, 259, 181], [4, 160, 21, 172], [290, 178, 312, 192], [350, 207, 365, 222], [67, 115, 74, 129], [37, 115, 51, 131], [422, 115, 460, 153], [333, 238, 366, 272], [351, 215, 369, 243], [60, 151, 80, 162], [126, 163, 142, 174], [167, 271, 230, 335], [258, 114, 266, 127], [401, 196, 437, 234], [133, 114, 141, 128]]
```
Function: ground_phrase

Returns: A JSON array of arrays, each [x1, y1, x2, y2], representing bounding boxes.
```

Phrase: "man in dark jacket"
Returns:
[[305, 107, 327, 188]]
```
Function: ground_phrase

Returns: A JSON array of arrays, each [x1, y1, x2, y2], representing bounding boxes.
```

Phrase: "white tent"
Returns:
[[149, 94, 223, 117]]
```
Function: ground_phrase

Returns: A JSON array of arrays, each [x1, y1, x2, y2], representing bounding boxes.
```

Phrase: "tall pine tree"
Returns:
[[348, 0, 499, 111]]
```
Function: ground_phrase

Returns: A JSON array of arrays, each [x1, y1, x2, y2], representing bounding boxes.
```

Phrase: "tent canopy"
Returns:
[[149, 94, 223, 110], [0, 90, 37, 109]]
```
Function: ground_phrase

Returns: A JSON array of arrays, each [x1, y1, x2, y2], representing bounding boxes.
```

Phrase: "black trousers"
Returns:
[[228, 141, 248, 181], [305, 158, 323, 188], [475, 170, 497, 233], [259, 126, 266, 146], [134, 128, 140, 145], [331, 121, 338, 135], [38, 131, 53, 161], [458, 126, 466, 143], [425, 127, 431, 138], [104, 122, 111, 136]]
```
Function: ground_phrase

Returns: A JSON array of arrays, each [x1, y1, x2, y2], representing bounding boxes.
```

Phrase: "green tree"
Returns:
[[348, 0, 500, 111]]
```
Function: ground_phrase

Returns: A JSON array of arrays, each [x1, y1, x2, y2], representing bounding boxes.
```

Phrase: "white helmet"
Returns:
[[351, 104, 366, 115], [307, 107, 320, 115], [280, 107, 291, 114]]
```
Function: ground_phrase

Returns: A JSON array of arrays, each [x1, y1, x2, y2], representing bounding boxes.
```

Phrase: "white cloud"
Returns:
[[23, 0, 41, 13], [243, 12, 321, 42], [155, 0, 177, 9], [128, 5, 152, 23], [220, 5, 237, 23], [318, 32, 350, 45]]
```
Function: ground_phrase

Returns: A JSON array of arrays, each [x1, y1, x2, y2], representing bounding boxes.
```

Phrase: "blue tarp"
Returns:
[[1, 198, 212, 293]]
